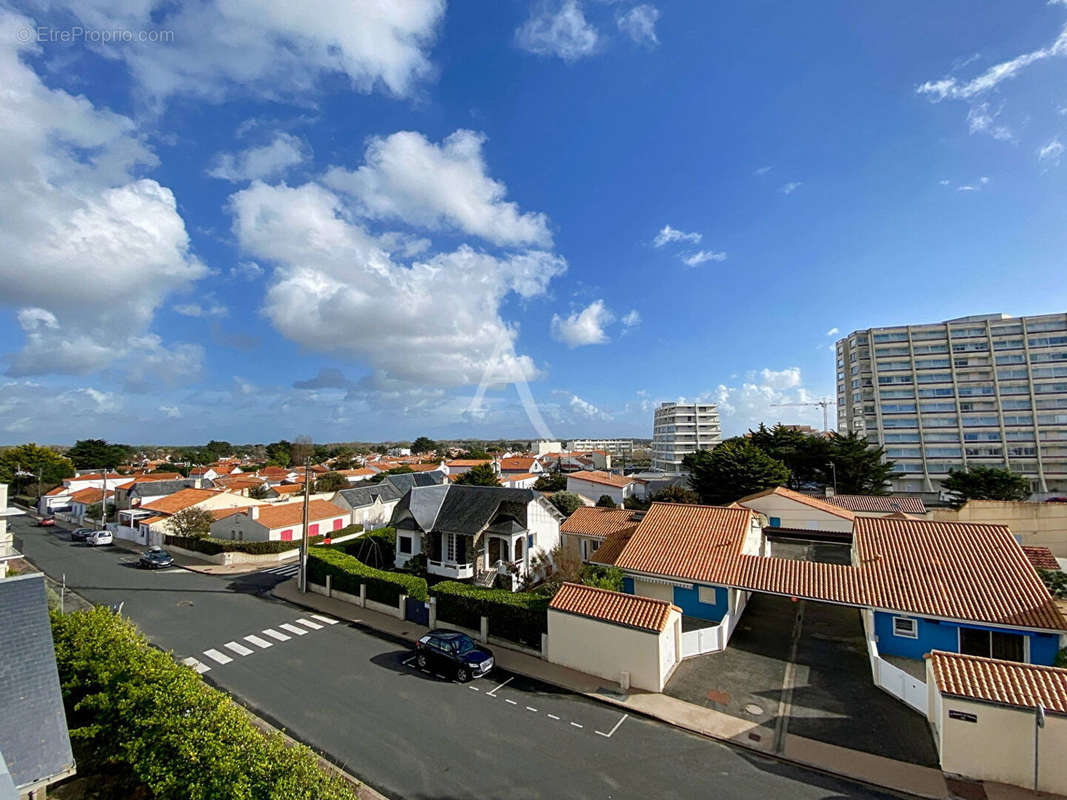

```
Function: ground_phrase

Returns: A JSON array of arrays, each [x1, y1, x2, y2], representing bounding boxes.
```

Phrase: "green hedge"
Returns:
[[50, 608, 360, 800], [165, 534, 326, 555], [430, 581, 548, 649], [307, 547, 427, 604]]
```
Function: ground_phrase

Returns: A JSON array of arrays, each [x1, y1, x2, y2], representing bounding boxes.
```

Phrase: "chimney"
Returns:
[[250, 506, 259, 520], [194, 477, 202, 489]]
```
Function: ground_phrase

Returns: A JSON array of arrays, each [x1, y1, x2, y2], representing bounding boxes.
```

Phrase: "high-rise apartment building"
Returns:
[[836, 313, 1067, 494], [651, 402, 722, 472], [566, 439, 634, 457]]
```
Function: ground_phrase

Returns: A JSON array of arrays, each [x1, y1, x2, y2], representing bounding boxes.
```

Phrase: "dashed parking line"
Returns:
[[224, 641, 253, 656], [525, 706, 537, 712], [243, 634, 272, 649], [547, 714, 561, 720], [203, 648, 232, 665], [595, 714, 629, 738], [570, 722, 583, 729], [486, 677, 513, 696], [469, 686, 480, 691], [262, 628, 290, 642], [505, 699, 518, 705]]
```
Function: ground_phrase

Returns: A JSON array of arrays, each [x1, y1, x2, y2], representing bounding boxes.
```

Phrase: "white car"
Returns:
[[86, 530, 113, 546]]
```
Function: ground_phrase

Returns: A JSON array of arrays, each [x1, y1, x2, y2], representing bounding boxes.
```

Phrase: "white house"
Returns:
[[499, 456, 543, 476], [67, 487, 114, 522], [331, 483, 404, 530], [566, 470, 644, 506], [735, 486, 854, 533], [391, 485, 564, 590], [210, 499, 349, 542]]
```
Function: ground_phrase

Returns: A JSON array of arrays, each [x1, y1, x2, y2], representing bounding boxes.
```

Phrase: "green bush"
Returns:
[[430, 581, 547, 649], [307, 548, 427, 604], [50, 607, 360, 800], [165, 534, 326, 555]]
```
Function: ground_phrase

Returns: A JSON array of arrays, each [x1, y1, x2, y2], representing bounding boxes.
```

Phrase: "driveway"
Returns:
[[665, 593, 938, 767]]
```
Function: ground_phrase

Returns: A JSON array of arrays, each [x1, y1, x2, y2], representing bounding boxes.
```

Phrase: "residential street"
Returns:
[[12, 516, 895, 800]]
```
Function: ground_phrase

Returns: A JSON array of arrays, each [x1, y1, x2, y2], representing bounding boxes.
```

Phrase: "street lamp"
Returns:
[[826, 461, 837, 494]]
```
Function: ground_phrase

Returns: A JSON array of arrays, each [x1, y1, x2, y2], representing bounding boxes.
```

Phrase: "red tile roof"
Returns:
[[141, 488, 221, 515], [929, 650, 1067, 714], [588, 527, 637, 567], [247, 500, 347, 530], [561, 507, 644, 539], [567, 470, 636, 489], [69, 487, 114, 505], [828, 494, 926, 514], [503, 472, 538, 484], [270, 484, 303, 495], [736, 486, 855, 521], [549, 583, 678, 633], [1023, 546, 1061, 572], [446, 459, 493, 467], [500, 457, 537, 472]]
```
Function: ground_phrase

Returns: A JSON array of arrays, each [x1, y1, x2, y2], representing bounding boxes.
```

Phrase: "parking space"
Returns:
[[665, 593, 939, 766]]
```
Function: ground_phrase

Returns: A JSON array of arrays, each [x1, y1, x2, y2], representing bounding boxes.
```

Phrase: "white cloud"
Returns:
[[174, 302, 227, 318], [917, 25, 1067, 101], [757, 367, 802, 390], [652, 224, 701, 247], [516, 0, 599, 62], [622, 309, 641, 327], [229, 261, 264, 281], [209, 133, 308, 182], [683, 249, 727, 266], [1039, 137, 1064, 165], [939, 179, 951, 186], [229, 179, 566, 388], [966, 102, 1013, 141], [957, 185, 978, 192], [48, 0, 445, 104], [550, 300, 614, 347], [707, 366, 829, 436], [0, 12, 206, 380], [753, 165, 773, 176], [325, 130, 552, 247], [159, 405, 182, 419], [825, 327, 839, 337], [779, 181, 802, 195], [568, 393, 611, 420], [617, 4, 660, 47]]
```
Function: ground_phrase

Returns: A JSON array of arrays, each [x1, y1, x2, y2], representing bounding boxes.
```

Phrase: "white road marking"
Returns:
[[279, 623, 308, 636], [547, 714, 560, 720], [505, 699, 517, 705], [295, 618, 323, 630], [244, 635, 272, 649], [310, 614, 337, 624], [203, 648, 232, 665], [595, 713, 630, 738], [159, 567, 187, 574], [525, 706, 538, 712], [402, 657, 415, 666], [181, 656, 210, 674], [486, 677, 513, 697], [435, 674, 447, 679], [469, 686, 480, 691], [224, 641, 253, 656], [263, 628, 290, 642], [570, 722, 583, 729]]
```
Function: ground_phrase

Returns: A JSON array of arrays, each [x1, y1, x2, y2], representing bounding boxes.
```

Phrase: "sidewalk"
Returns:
[[272, 579, 950, 800]]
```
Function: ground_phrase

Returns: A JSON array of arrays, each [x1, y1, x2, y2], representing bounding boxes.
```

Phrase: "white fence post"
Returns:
[[359, 583, 366, 608], [325, 574, 332, 597], [429, 597, 437, 628], [398, 594, 407, 620], [540, 632, 549, 659], [479, 615, 489, 643]]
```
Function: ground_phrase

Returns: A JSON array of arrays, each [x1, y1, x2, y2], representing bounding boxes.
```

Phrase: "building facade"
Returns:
[[566, 439, 634, 458], [836, 313, 1067, 494], [650, 402, 722, 472]]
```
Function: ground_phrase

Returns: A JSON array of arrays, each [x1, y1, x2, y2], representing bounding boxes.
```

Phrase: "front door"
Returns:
[[488, 537, 501, 564]]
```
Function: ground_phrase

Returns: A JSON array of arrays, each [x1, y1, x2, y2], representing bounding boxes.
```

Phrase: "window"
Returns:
[[959, 628, 1026, 662], [892, 617, 918, 638], [399, 535, 412, 555], [698, 586, 717, 605], [515, 538, 524, 560]]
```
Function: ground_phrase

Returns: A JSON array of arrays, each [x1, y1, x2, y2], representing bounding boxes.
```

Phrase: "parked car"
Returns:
[[70, 528, 94, 541], [36, 517, 55, 527], [414, 630, 494, 682], [86, 530, 113, 547], [139, 546, 174, 569]]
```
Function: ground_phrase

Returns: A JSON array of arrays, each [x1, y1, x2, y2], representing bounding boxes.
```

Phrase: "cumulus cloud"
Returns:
[[683, 249, 727, 266], [293, 368, 353, 390], [1039, 137, 1064, 165], [550, 300, 614, 347], [516, 0, 599, 62], [209, 133, 308, 182], [652, 224, 701, 247], [617, 4, 660, 47], [705, 366, 828, 435], [229, 179, 566, 389], [45, 0, 445, 104], [326, 129, 552, 247], [569, 393, 611, 420], [0, 12, 206, 380], [174, 302, 227, 317]]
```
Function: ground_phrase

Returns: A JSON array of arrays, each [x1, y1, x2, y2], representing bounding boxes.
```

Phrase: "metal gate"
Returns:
[[405, 597, 429, 626]]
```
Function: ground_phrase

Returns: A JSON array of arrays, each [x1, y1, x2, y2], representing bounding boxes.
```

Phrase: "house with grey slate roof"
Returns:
[[390, 484, 564, 589], [0, 574, 75, 799]]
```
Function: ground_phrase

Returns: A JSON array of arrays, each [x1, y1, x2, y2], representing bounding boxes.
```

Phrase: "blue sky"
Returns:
[[1, 0, 1066, 445]]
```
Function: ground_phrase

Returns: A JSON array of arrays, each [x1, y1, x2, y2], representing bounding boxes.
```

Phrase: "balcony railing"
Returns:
[[428, 559, 474, 579]]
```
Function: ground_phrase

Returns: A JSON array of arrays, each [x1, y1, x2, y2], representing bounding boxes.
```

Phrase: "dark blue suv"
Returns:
[[415, 630, 494, 682]]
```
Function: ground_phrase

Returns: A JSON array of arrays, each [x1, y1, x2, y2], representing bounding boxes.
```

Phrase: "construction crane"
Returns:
[[770, 399, 836, 432]]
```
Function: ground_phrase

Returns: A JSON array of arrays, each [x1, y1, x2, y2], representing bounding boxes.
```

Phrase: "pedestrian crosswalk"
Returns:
[[259, 563, 299, 578], [179, 613, 340, 674]]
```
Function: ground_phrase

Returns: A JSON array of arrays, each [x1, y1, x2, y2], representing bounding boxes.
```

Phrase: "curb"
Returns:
[[270, 586, 933, 800]]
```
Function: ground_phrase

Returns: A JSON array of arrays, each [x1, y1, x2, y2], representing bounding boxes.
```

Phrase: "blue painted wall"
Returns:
[[874, 611, 1061, 665], [672, 584, 728, 622], [621, 576, 634, 594]]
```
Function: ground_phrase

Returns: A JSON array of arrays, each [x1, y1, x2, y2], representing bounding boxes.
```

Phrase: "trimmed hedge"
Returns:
[[165, 534, 326, 556], [307, 547, 428, 604], [430, 581, 548, 649], [50, 607, 360, 800]]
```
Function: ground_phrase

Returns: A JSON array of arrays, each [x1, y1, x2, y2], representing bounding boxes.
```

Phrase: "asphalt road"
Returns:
[[11, 515, 896, 800]]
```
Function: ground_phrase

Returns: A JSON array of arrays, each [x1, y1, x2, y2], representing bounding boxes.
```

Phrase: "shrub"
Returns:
[[596, 494, 617, 508], [430, 581, 547, 649], [307, 548, 427, 604], [549, 491, 583, 516], [1040, 569, 1067, 600], [50, 607, 360, 800], [165, 534, 326, 555]]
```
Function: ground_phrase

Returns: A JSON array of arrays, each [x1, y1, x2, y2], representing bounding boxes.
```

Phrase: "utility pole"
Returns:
[[299, 457, 311, 593]]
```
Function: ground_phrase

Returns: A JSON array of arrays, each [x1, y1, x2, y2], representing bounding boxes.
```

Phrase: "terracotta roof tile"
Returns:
[[140, 488, 221, 515], [561, 507, 644, 539], [500, 457, 537, 471], [446, 459, 493, 467], [1023, 546, 1060, 571], [247, 500, 347, 530], [271, 484, 303, 494], [588, 527, 637, 566], [567, 470, 636, 489], [737, 486, 855, 520], [69, 487, 113, 505], [828, 494, 926, 514], [929, 650, 1067, 714], [549, 583, 678, 633]]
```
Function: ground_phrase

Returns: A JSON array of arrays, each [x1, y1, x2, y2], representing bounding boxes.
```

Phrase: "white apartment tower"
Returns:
[[836, 313, 1067, 494], [651, 402, 722, 472]]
